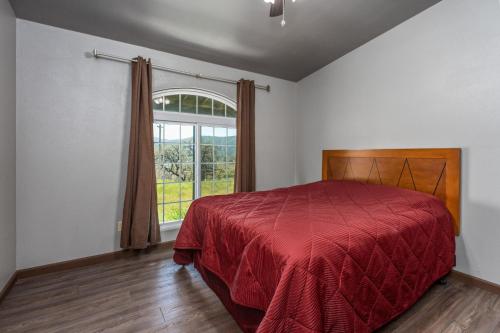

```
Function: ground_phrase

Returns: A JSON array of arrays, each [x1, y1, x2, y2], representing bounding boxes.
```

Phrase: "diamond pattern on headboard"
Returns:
[[322, 149, 461, 235], [327, 157, 447, 200]]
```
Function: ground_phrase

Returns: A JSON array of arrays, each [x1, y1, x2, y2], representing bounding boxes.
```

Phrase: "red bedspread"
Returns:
[[174, 181, 455, 332]]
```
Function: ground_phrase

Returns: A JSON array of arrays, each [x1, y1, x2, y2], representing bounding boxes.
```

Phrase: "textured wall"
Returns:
[[16, 20, 297, 269], [0, 0, 16, 290], [296, 0, 500, 284]]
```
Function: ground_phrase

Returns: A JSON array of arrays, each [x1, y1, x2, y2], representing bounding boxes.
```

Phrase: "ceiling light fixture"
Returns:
[[265, 0, 295, 27]]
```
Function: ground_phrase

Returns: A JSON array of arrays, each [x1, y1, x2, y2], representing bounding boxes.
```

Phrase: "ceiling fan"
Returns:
[[264, 0, 296, 27]]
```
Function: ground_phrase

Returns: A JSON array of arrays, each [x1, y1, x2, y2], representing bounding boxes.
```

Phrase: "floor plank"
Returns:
[[0, 248, 499, 332]]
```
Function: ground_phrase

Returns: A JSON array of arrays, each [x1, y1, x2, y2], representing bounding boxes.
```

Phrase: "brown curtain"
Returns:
[[121, 57, 160, 249], [235, 79, 256, 192]]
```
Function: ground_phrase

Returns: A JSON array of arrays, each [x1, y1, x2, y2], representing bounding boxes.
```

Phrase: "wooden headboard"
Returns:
[[322, 148, 461, 235]]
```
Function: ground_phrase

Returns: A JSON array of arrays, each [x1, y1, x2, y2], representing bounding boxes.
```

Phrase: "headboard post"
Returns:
[[322, 148, 461, 235]]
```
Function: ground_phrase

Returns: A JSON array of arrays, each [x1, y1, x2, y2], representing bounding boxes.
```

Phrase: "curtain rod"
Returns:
[[91, 49, 271, 92]]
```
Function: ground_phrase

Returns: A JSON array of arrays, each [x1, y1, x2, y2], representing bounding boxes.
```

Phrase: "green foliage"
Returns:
[[153, 124, 236, 224], [155, 144, 194, 182], [157, 180, 234, 223]]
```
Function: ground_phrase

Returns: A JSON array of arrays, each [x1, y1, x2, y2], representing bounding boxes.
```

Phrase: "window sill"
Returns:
[[160, 221, 182, 231]]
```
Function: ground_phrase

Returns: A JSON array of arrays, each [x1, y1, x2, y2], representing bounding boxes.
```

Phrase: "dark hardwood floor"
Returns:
[[0, 247, 499, 333]]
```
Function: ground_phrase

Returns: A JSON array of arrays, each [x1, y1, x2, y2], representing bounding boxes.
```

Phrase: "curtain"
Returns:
[[235, 79, 256, 192], [121, 57, 161, 249]]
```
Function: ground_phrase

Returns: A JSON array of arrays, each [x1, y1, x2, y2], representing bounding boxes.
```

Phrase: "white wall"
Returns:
[[16, 20, 297, 269], [16, 0, 500, 286], [0, 0, 16, 290], [296, 0, 500, 285]]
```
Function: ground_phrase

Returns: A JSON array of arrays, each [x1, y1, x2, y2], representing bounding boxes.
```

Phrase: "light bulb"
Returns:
[[281, 19, 286, 27], [264, 0, 275, 3]]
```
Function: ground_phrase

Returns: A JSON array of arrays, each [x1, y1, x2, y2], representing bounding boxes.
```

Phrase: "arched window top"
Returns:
[[153, 88, 236, 118]]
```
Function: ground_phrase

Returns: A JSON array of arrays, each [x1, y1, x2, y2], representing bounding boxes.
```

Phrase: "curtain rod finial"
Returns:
[[92, 49, 98, 58], [266, 85, 271, 92]]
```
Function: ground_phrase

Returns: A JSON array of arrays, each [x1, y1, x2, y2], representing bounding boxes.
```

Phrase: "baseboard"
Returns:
[[450, 270, 500, 294], [16, 240, 175, 280], [0, 271, 18, 303], [7, 247, 496, 305]]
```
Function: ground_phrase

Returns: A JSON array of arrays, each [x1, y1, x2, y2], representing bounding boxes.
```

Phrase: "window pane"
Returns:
[[201, 126, 214, 144], [165, 95, 179, 112], [180, 145, 194, 163], [153, 124, 163, 143], [156, 183, 164, 204], [164, 203, 181, 222], [201, 181, 213, 196], [181, 163, 194, 182], [181, 183, 194, 201], [156, 164, 165, 181], [214, 146, 226, 163], [214, 128, 227, 145], [153, 93, 238, 222], [227, 106, 237, 118], [214, 100, 225, 117], [201, 163, 214, 181], [154, 142, 161, 160], [164, 163, 181, 182], [181, 125, 194, 144], [201, 145, 213, 163], [165, 124, 180, 144], [213, 181, 228, 195], [181, 95, 196, 113], [165, 183, 181, 203], [153, 96, 163, 112], [198, 96, 212, 115], [226, 163, 235, 180], [215, 163, 226, 180], [163, 144, 180, 164], [158, 204, 165, 223], [228, 128, 236, 145], [227, 146, 236, 162], [157, 134, 192, 183], [181, 201, 193, 219]]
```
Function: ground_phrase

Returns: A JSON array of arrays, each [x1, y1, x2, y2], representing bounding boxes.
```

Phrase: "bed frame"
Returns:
[[322, 148, 461, 235]]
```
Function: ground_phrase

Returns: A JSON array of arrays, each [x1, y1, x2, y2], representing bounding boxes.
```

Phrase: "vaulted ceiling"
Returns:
[[9, 0, 441, 81]]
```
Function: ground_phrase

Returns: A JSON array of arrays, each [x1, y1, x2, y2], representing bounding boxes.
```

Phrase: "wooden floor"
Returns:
[[0, 248, 499, 333]]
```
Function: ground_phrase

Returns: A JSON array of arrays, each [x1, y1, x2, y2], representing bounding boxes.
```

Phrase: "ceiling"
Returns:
[[9, 0, 441, 81]]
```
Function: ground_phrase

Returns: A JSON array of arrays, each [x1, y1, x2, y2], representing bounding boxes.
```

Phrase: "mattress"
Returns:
[[174, 180, 455, 332]]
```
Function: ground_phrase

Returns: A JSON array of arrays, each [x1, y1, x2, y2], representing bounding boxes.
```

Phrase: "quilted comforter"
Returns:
[[173, 181, 455, 332]]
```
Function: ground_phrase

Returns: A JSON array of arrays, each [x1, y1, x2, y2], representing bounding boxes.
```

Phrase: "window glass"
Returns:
[[198, 126, 234, 199], [165, 95, 179, 112], [214, 100, 225, 117], [153, 96, 163, 112], [181, 95, 196, 113], [198, 96, 212, 115], [153, 90, 236, 224], [214, 127, 227, 145], [228, 128, 236, 145], [156, 91, 235, 119], [154, 122, 198, 223], [165, 124, 180, 144], [201, 126, 214, 145], [226, 106, 237, 118]]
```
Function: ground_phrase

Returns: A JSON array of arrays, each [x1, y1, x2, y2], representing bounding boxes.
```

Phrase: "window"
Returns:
[[153, 89, 237, 225]]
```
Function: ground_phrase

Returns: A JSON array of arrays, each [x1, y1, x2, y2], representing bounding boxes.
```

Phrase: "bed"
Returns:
[[174, 148, 461, 332]]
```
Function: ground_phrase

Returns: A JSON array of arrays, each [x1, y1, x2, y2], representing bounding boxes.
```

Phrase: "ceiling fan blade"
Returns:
[[270, 0, 284, 17]]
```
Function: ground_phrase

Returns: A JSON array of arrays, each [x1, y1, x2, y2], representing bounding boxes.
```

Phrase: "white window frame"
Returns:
[[153, 88, 237, 231]]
